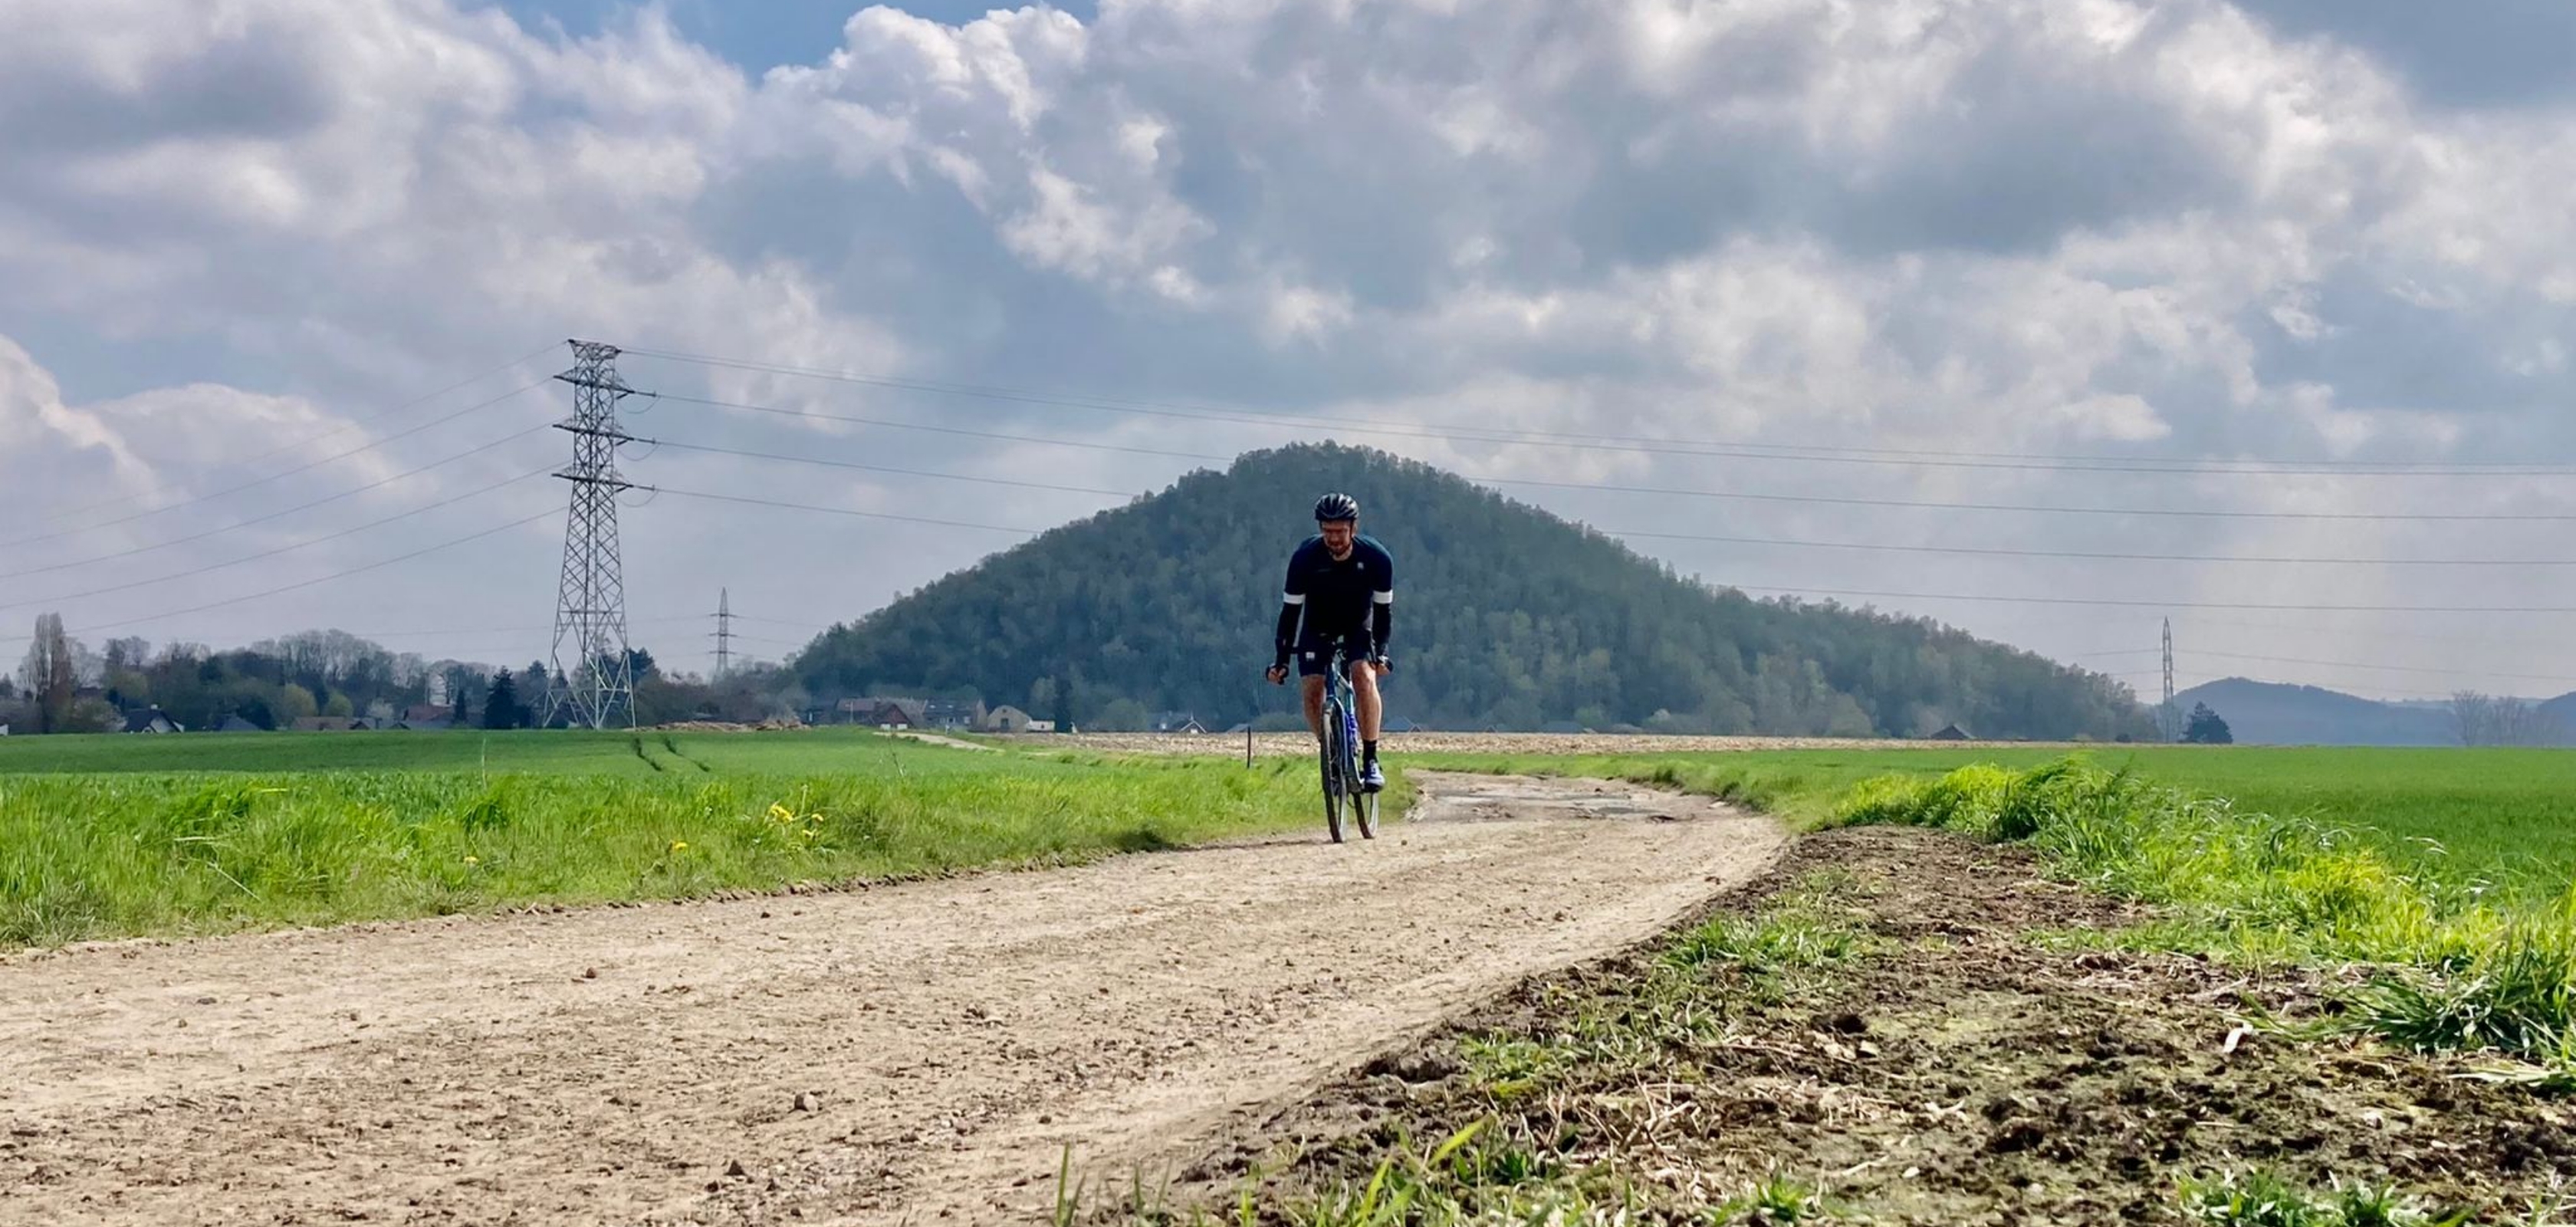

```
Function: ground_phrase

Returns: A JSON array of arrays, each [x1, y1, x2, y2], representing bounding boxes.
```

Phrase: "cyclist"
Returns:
[[1265, 492, 1393, 791]]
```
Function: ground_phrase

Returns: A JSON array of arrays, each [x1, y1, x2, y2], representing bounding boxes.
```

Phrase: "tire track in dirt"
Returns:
[[0, 771, 1781, 1225]]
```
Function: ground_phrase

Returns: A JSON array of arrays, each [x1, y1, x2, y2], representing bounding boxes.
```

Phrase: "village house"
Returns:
[[120, 707, 183, 734]]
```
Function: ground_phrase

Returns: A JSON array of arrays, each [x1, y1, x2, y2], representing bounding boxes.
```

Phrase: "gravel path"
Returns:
[[0, 771, 1782, 1225]]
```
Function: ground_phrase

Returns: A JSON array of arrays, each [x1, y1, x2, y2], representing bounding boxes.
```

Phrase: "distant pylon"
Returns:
[[2158, 617, 2180, 742], [545, 340, 639, 730], [713, 587, 734, 681]]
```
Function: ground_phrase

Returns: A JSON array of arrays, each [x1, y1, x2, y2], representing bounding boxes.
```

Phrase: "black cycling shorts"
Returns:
[[1295, 626, 1377, 679]]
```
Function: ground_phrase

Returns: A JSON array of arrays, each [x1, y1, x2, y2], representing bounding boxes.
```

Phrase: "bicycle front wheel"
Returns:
[[1320, 702, 1346, 844]]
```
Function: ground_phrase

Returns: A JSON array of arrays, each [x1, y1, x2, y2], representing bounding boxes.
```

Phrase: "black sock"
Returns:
[[1365, 740, 1378, 762]]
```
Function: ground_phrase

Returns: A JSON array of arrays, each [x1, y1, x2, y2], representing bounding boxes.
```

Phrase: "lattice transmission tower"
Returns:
[[545, 340, 639, 729], [2158, 617, 2181, 742], [713, 587, 734, 681]]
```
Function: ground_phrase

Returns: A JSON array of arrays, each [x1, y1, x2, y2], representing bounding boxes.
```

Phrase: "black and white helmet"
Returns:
[[1313, 492, 1360, 523]]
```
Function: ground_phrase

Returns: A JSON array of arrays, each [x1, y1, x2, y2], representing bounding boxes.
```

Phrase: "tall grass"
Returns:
[[1411, 746, 2576, 899], [1837, 760, 2576, 1073], [0, 752, 1335, 948]]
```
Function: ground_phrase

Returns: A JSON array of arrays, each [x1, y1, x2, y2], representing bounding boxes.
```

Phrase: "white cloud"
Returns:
[[0, 0, 2571, 696], [0, 335, 152, 493]]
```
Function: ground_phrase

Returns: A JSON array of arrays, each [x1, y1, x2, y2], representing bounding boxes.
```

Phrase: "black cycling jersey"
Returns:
[[1273, 534, 1393, 669]]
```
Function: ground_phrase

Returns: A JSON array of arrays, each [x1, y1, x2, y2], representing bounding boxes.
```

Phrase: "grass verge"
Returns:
[[1078, 755, 2576, 1224], [1407, 746, 2576, 899], [1835, 760, 2576, 1081], [0, 748, 1375, 949]]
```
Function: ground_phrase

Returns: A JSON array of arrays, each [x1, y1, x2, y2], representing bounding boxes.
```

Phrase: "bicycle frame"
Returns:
[[1317, 645, 1376, 843]]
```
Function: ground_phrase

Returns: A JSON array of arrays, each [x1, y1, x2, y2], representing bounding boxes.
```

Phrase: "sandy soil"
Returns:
[[0, 772, 1781, 1226]]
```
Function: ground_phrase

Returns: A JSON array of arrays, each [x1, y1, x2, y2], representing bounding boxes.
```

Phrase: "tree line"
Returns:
[[4, 615, 804, 733]]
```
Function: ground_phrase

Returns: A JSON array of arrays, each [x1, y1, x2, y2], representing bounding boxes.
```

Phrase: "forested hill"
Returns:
[[792, 443, 2157, 738]]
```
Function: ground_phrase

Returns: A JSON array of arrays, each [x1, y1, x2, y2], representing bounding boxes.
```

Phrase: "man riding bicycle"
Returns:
[[1266, 492, 1393, 791]]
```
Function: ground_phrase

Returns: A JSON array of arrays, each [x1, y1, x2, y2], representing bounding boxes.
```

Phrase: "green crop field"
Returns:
[[1414, 744, 2576, 896], [8, 731, 2568, 961], [0, 726, 1006, 778], [0, 729, 1353, 949]]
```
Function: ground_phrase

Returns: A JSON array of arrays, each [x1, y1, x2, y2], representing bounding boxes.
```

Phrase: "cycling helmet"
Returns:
[[1313, 492, 1360, 522]]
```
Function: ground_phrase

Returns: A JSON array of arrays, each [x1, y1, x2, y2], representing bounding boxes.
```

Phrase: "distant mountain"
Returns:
[[792, 443, 2157, 738], [2543, 692, 2576, 730], [2174, 678, 2456, 746]]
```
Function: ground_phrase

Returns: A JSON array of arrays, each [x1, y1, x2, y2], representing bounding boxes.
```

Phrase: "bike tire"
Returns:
[[1320, 702, 1346, 844], [1355, 787, 1378, 840]]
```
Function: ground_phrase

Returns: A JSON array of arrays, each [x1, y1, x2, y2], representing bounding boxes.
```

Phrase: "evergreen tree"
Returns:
[[2183, 702, 2234, 745], [485, 670, 521, 730]]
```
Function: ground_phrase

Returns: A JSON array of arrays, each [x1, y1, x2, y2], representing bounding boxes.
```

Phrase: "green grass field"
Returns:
[[1413, 745, 2576, 896], [0, 729, 1360, 949]]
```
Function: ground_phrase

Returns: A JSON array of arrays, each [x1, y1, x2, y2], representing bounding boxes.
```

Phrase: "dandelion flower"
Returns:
[[669, 840, 689, 853], [464, 855, 480, 865]]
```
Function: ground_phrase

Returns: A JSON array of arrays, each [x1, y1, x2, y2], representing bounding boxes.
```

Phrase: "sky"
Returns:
[[3, 0, 2574, 705]]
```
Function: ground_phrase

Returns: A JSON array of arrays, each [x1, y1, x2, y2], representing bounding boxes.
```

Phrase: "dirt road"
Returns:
[[0, 772, 1780, 1225]]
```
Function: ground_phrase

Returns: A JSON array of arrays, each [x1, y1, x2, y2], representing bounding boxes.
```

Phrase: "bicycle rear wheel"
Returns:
[[1355, 785, 1378, 840]]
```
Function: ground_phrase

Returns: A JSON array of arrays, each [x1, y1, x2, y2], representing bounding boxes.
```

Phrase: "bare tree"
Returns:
[[16, 614, 77, 735], [2453, 690, 2564, 747]]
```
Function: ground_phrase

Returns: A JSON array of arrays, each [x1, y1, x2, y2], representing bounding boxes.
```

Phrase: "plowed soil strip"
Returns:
[[0, 771, 1779, 1225]]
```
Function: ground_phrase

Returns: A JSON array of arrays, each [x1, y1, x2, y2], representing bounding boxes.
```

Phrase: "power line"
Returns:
[[2170, 614, 2575, 656], [2084, 643, 2576, 687], [1474, 474, 2576, 524], [2177, 648, 2576, 688], [730, 634, 809, 650], [2106, 667, 2469, 701], [646, 485, 1042, 535], [631, 346, 2573, 475], [646, 438, 1140, 498], [657, 424, 2576, 563], [0, 465, 558, 617], [632, 475, 2576, 609], [662, 380, 2552, 476], [29, 342, 562, 528], [724, 614, 826, 630], [656, 388, 2575, 526], [0, 613, 815, 651], [665, 391, 1224, 462], [0, 380, 551, 553], [1595, 525, 2576, 567], [1717, 582, 2576, 615], [0, 423, 558, 584], [73, 504, 562, 636]]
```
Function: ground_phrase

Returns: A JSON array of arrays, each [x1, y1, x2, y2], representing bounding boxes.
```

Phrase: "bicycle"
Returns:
[[1316, 643, 1378, 844]]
